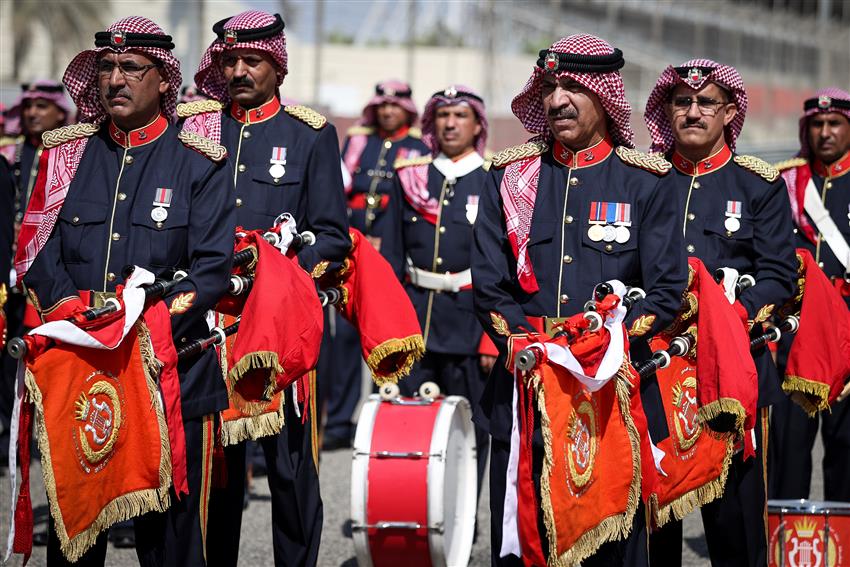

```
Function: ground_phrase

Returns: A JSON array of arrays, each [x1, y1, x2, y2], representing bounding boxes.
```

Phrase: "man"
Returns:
[[16, 16, 234, 566], [472, 34, 687, 566], [383, 84, 490, 492], [770, 87, 850, 502], [643, 59, 798, 566], [324, 80, 429, 450], [190, 10, 349, 567]]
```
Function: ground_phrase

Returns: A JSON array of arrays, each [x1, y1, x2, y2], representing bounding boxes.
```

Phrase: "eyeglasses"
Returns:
[[670, 95, 730, 116], [96, 61, 160, 81]]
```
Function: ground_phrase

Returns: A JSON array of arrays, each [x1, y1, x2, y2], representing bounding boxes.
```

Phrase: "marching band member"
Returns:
[[643, 59, 798, 567], [472, 34, 687, 566], [382, 84, 490, 493], [771, 87, 850, 502], [17, 16, 235, 566], [187, 10, 349, 567]]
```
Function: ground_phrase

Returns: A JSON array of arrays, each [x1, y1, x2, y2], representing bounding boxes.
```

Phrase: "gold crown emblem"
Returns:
[[74, 392, 90, 422], [794, 518, 817, 539]]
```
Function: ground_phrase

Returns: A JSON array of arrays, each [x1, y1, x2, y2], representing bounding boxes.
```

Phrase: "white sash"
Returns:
[[804, 177, 850, 271]]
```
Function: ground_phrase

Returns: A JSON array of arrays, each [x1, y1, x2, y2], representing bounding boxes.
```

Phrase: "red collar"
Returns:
[[108, 114, 168, 148], [552, 135, 614, 168], [230, 97, 281, 124], [378, 125, 411, 142], [813, 150, 850, 179], [671, 144, 733, 176]]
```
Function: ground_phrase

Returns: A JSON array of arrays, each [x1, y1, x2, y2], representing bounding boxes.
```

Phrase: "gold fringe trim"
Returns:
[[365, 334, 425, 385], [539, 362, 642, 566], [228, 350, 283, 401], [782, 375, 831, 417], [699, 398, 746, 438], [220, 402, 285, 446], [652, 434, 735, 527], [310, 371, 319, 474], [26, 322, 172, 563]]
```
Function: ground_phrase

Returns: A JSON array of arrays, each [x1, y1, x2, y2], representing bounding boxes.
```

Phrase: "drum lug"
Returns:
[[351, 521, 445, 534], [353, 450, 444, 459]]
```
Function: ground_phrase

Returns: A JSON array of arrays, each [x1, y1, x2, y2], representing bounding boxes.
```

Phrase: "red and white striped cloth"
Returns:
[[395, 147, 439, 224], [798, 86, 850, 158], [500, 155, 543, 293]]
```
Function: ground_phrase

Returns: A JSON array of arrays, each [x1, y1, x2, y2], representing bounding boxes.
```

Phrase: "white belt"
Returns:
[[407, 265, 472, 292]]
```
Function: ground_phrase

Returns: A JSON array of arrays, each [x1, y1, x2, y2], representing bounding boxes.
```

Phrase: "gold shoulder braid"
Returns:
[[42, 123, 100, 149], [491, 141, 549, 169], [773, 157, 807, 171], [178, 130, 227, 162], [615, 147, 672, 175], [346, 125, 374, 137], [176, 99, 224, 119], [284, 105, 327, 130], [393, 154, 433, 170], [408, 126, 422, 139], [734, 155, 779, 182]]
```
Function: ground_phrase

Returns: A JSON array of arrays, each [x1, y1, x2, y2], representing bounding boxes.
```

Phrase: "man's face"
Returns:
[[22, 98, 65, 137], [541, 74, 607, 149], [435, 103, 481, 159], [220, 48, 279, 108], [808, 112, 850, 165], [666, 82, 737, 153], [97, 51, 168, 127], [376, 103, 407, 134]]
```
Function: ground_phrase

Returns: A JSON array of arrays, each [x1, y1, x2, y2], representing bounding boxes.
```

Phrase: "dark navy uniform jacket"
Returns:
[[472, 137, 687, 442], [383, 152, 487, 356], [665, 145, 797, 407], [24, 115, 235, 419], [0, 156, 13, 287], [221, 98, 350, 271], [342, 127, 429, 242]]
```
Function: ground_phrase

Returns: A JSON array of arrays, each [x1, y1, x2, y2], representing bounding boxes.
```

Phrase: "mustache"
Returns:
[[106, 87, 132, 100], [681, 119, 707, 129], [229, 76, 254, 88], [548, 106, 578, 120]]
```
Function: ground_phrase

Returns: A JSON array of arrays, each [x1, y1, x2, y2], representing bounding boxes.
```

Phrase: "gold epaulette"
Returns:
[[773, 157, 807, 171], [408, 127, 422, 139], [393, 154, 433, 170], [42, 123, 100, 149], [0, 135, 21, 147], [176, 99, 223, 118], [490, 141, 549, 169], [734, 155, 779, 182], [285, 105, 327, 129], [178, 130, 227, 162], [346, 125, 374, 137], [482, 149, 494, 172], [615, 147, 672, 175]]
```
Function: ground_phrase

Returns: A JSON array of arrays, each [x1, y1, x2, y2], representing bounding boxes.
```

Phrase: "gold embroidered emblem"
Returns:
[[671, 376, 701, 452], [311, 260, 330, 279], [490, 311, 511, 337], [628, 314, 656, 337], [0, 283, 7, 309], [567, 400, 597, 490], [169, 292, 196, 315], [751, 303, 775, 330], [74, 374, 123, 467]]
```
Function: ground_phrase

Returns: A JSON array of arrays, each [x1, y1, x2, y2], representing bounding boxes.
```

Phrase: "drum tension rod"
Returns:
[[353, 450, 444, 459], [351, 521, 445, 533]]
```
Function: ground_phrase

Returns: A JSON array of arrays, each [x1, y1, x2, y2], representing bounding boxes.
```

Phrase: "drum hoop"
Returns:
[[350, 395, 382, 567], [767, 498, 850, 516]]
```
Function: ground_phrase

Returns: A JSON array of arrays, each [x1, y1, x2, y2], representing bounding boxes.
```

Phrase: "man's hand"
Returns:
[[838, 380, 850, 403], [480, 354, 496, 374]]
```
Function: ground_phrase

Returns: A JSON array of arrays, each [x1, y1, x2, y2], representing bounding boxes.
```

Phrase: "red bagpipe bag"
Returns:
[[318, 228, 424, 384], [781, 248, 850, 416], [506, 312, 651, 566], [215, 230, 323, 445], [23, 319, 172, 562]]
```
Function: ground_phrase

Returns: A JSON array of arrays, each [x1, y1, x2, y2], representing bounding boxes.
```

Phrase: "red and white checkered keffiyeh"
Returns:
[[63, 17, 181, 124], [6, 81, 73, 131], [194, 10, 288, 105], [798, 87, 850, 158], [644, 59, 748, 154], [395, 147, 439, 224], [511, 34, 634, 147], [421, 84, 488, 155], [360, 80, 419, 127], [500, 156, 542, 293]]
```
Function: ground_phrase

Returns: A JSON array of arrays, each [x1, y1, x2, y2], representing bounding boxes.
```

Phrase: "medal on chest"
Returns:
[[466, 195, 479, 224], [724, 200, 742, 233], [269, 146, 287, 181], [151, 187, 172, 226], [588, 201, 631, 243]]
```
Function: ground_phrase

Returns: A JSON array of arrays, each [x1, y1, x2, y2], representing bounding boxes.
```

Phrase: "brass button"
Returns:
[[825, 181, 833, 189], [112, 232, 120, 241], [238, 164, 247, 173], [124, 155, 134, 165], [243, 130, 251, 139], [107, 272, 116, 282], [443, 199, 450, 206], [439, 226, 446, 234], [117, 193, 127, 201], [686, 244, 695, 253], [411, 216, 418, 222], [604, 244, 613, 252], [563, 255, 573, 264], [235, 198, 243, 207], [559, 294, 569, 304], [569, 177, 579, 186], [383, 140, 392, 149], [436, 257, 443, 266], [693, 181, 700, 189], [818, 261, 824, 268], [564, 215, 574, 224], [378, 159, 387, 166], [72, 216, 80, 224], [725, 230, 733, 237], [792, 228, 798, 234], [156, 221, 163, 228], [687, 213, 695, 221]]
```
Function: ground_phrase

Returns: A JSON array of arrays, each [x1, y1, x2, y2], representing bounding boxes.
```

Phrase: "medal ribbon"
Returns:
[[271, 147, 287, 163], [726, 201, 741, 217], [154, 187, 172, 207]]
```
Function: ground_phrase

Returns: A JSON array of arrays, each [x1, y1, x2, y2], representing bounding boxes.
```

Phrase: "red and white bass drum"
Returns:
[[768, 499, 850, 567], [351, 384, 477, 567]]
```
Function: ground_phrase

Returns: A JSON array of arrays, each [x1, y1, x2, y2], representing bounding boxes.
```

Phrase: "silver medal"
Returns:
[[269, 163, 286, 179], [724, 216, 740, 233], [151, 206, 168, 223], [615, 225, 630, 244], [603, 225, 617, 243], [588, 224, 605, 242]]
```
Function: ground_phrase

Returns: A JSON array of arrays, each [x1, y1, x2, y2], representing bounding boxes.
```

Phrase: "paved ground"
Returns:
[[1, 430, 825, 566]]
